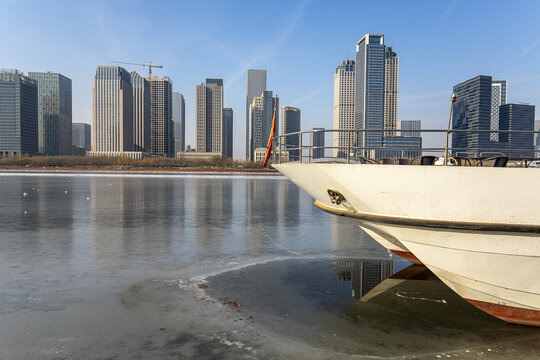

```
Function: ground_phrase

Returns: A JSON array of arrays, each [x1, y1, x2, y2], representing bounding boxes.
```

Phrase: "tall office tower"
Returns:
[[0, 69, 38, 156], [172, 92, 185, 153], [130, 71, 150, 152], [196, 78, 224, 154], [281, 106, 301, 160], [246, 69, 267, 159], [499, 103, 535, 158], [28, 72, 72, 155], [355, 34, 387, 158], [72, 123, 91, 151], [333, 59, 355, 158], [248, 90, 278, 161], [398, 120, 421, 136], [92, 66, 133, 152], [222, 108, 233, 159], [148, 77, 172, 156], [384, 47, 399, 133], [452, 75, 496, 156], [355, 34, 400, 158], [490, 80, 507, 141], [311, 127, 325, 159]]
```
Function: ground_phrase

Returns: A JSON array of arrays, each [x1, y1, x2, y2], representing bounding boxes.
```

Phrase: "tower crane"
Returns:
[[111, 61, 163, 83]]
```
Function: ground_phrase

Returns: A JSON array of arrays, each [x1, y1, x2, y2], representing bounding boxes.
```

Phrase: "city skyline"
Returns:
[[2, 1, 540, 159]]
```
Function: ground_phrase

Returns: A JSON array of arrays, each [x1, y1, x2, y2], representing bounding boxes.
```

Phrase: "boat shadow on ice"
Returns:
[[204, 257, 540, 358]]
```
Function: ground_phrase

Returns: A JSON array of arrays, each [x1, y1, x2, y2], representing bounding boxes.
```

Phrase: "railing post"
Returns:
[[299, 133, 302, 163], [347, 130, 351, 164], [444, 94, 457, 166]]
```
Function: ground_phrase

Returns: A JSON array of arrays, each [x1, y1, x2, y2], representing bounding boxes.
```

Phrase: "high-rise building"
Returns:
[[355, 34, 386, 158], [246, 69, 266, 159], [248, 90, 278, 161], [311, 127, 325, 159], [72, 123, 91, 151], [149, 77, 172, 156], [355, 34, 399, 158], [222, 108, 233, 159], [452, 75, 497, 156], [490, 80, 507, 141], [130, 71, 151, 153], [0, 69, 38, 156], [281, 106, 301, 160], [196, 78, 224, 154], [383, 120, 422, 158], [499, 103, 535, 158], [92, 66, 133, 153], [172, 92, 185, 153], [28, 72, 72, 155], [384, 47, 399, 134], [333, 59, 355, 158]]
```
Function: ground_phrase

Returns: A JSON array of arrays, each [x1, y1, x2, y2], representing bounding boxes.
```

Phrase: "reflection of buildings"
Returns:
[[244, 178, 279, 252], [194, 179, 233, 253], [334, 259, 394, 299], [279, 179, 299, 227]]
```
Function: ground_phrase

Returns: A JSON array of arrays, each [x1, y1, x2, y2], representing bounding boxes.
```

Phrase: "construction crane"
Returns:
[[110, 60, 163, 83]]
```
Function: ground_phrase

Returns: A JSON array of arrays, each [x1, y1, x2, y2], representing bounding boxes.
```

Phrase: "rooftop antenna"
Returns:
[[346, 49, 349, 61]]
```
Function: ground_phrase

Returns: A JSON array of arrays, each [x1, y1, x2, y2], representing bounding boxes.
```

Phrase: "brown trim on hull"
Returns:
[[466, 299, 540, 327], [390, 250, 423, 265], [314, 200, 540, 234]]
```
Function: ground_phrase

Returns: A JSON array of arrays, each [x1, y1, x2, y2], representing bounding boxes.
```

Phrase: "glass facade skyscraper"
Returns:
[[222, 108, 233, 159], [452, 75, 499, 156], [355, 34, 400, 158], [499, 103, 535, 158], [246, 70, 267, 160], [0, 69, 38, 156], [72, 123, 91, 151], [28, 72, 72, 155], [172, 92, 185, 153], [281, 106, 301, 160], [249, 90, 278, 161]]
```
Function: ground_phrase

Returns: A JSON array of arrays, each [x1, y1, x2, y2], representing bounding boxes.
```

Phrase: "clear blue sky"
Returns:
[[2, 0, 540, 158]]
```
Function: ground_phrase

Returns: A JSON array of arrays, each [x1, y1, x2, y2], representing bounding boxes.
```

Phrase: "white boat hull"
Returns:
[[273, 163, 540, 326]]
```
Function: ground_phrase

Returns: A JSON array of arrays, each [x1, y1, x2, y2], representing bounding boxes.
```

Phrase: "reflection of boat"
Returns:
[[273, 162, 540, 326]]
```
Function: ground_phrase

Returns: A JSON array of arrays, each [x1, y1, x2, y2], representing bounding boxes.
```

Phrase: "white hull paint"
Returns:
[[273, 163, 540, 326]]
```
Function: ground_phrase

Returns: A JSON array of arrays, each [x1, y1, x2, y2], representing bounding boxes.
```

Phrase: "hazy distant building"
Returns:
[[311, 127, 325, 159], [196, 78, 224, 154], [499, 103, 535, 158], [92, 65, 133, 153], [222, 108, 233, 159], [490, 80, 507, 141], [246, 69, 267, 160], [129, 71, 151, 153], [72, 123, 91, 151], [172, 92, 185, 153], [249, 90, 278, 161], [281, 106, 301, 160], [0, 69, 38, 156], [333, 59, 355, 158], [149, 77, 172, 156], [28, 72, 72, 155]]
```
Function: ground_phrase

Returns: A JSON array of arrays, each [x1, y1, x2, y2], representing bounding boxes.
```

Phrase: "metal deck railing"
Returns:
[[271, 129, 540, 167]]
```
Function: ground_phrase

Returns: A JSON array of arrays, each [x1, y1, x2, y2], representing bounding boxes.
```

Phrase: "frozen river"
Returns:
[[0, 174, 538, 359]]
